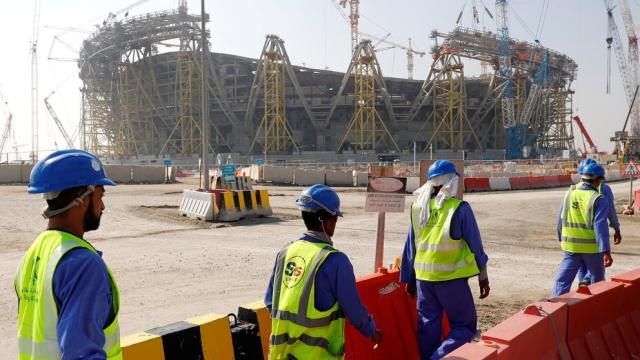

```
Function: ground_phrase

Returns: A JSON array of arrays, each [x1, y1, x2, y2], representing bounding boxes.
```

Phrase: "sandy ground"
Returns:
[[0, 180, 639, 355]]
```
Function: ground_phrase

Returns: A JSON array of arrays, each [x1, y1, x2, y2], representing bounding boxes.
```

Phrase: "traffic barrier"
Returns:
[[489, 177, 511, 191], [236, 301, 272, 359], [464, 177, 491, 192], [356, 172, 368, 186], [293, 169, 326, 186], [262, 166, 294, 184], [611, 268, 640, 354], [325, 170, 354, 187], [508, 176, 531, 190], [557, 174, 573, 186], [549, 281, 632, 359], [527, 176, 546, 189], [211, 176, 253, 191], [406, 176, 420, 193], [0, 164, 22, 183], [240, 190, 257, 216], [635, 190, 640, 212], [179, 190, 216, 221], [443, 341, 499, 359], [215, 191, 244, 222], [105, 165, 133, 183], [254, 189, 273, 217], [543, 175, 561, 188], [480, 301, 570, 359], [131, 166, 166, 183], [121, 313, 234, 360]]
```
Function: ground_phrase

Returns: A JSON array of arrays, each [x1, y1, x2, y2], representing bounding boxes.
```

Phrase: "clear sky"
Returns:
[[0, 0, 634, 160]]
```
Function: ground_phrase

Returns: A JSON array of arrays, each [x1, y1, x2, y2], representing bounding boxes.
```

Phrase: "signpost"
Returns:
[[163, 159, 172, 184], [366, 165, 406, 272], [622, 160, 640, 209], [256, 159, 265, 166]]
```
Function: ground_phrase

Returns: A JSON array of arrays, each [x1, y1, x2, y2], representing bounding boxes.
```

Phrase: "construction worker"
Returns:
[[400, 160, 490, 359], [552, 162, 612, 297], [575, 158, 622, 285], [15, 149, 121, 359], [264, 184, 383, 359]]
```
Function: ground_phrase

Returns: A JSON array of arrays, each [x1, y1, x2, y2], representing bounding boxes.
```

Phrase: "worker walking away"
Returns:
[[15, 149, 121, 359], [575, 158, 621, 286], [400, 160, 490, 359], [265, 184, 383, 359], [552, 162, 612, 297]]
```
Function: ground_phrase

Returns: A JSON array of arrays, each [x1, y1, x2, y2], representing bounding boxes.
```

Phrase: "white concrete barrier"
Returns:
[[356, 172, 368, 186], [293, 169, 325, 186], [325, 170, 353, 187], [262, 166, 294, 184], [179, 189, 215, 221], [489, 177, 511, 191], [20, 164, 33, 183], [105, 165, 133, 183], [132, 166, 165, 183], [0, 164, 22, 183]]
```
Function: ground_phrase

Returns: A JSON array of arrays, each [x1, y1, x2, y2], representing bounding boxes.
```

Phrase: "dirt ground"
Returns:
[[1, 180, 639, 354]]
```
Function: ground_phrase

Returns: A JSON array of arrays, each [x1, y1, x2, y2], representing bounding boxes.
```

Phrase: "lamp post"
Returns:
[[201, 0, 209, 191]]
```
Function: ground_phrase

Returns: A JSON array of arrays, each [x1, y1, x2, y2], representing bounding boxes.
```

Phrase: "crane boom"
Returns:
[[573, 116, 598, 154], [44, 92, 74, 149], [30, 0, 42, 162], [496, 0, 519, 158], [0, 115, 11, 156], [606, 1, 635, 104], [518, 52, 549, 128]]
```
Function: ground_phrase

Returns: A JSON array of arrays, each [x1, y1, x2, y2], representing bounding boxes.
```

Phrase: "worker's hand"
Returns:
[[614, 230, 622, 245], [479, 279, 490, 299], [371, 328, 383, 349], [405, 283, 416, 298], [604, 252, 614, 267]]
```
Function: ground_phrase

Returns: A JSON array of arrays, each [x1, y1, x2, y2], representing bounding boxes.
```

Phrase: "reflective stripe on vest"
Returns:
[[560, 186, 600, 254], [270, 240, 345, 359], [15, 230, 122, 360], [411, 198, 479, 282]]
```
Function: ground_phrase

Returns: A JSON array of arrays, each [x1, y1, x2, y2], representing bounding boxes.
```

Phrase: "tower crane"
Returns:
[[338, 0, 359, 52], [44, 92, 74, 149], [360, 32, 426, 80], [30, 0, 42, 163], [495, 0, 519, 158], [0, 89, 13, 161], [572, 116, 598, 156]]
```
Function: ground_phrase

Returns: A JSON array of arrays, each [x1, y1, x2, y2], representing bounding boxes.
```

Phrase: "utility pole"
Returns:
[[201, 0, 210, 191]]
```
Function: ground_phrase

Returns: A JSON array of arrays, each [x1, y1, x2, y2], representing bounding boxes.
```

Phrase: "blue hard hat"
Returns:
[[581, 162, 605, 180], [28, 149, 116, 194], [295, 184, 342, 217], [578, 158, 597, 175], [428, 160, 460, 180]]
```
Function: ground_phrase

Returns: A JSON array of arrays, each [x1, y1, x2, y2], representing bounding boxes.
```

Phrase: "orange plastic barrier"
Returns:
[[480, 301, 569, 359], [557, 174, 573, 186], [464, 178, 491, 192], [443, 341, 499, 359], [611, 268, 640, 355], [344, 268, 450, 360], [543, 175, 561, 188], [508, 177, 531, 190], [550, 281, 634, 359], [527, 176, 546, 189]]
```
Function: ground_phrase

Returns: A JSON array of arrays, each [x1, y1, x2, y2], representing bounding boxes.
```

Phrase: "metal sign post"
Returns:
[[366, 165, 406, 272], [622, 160, 640, 208]]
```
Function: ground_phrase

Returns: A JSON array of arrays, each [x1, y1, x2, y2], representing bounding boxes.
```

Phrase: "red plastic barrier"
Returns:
[[345, 268, 450, 360], [550, 281, 633, 359], [543, 175, 561, 188], [557, 174, 573, 186], [508, 177, 531, 190], [611, 269, 640, 354], [464, 177, 491, 192], [443, 341, 499, 359], [480, 301, 569, 359], [635, 190, 640, 212], [527, 176, 546, 189]]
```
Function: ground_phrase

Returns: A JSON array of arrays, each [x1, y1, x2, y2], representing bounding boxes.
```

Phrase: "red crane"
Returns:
[[572, 116, 598, 155]]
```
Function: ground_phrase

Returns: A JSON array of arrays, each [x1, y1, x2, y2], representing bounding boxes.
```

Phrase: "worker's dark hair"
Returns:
[[302, 209, 334, 230], [46, 186, 88, 211]]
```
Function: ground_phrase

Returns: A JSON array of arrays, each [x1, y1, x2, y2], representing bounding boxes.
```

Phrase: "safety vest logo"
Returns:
[[572, 201, 579, 209], [283, 256, 306, 289]]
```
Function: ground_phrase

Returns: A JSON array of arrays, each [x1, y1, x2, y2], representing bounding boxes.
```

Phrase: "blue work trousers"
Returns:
[[552, 251, 604, 297], [416, 278, 477, 360]]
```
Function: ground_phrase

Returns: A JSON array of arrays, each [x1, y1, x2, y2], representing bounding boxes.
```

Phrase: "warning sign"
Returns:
[[365, 176, 407, 213], [622, 160, 640, 177]]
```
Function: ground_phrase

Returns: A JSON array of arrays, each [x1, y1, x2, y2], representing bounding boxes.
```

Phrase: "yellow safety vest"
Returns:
[[269, 240, 345, 359], [15, 230, 122, 360], [561, 185, 601, 254], [411, 198, 480, 282]]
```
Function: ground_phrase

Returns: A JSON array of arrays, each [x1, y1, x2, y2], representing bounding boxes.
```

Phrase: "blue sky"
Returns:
[[0, 0, 634, 158]]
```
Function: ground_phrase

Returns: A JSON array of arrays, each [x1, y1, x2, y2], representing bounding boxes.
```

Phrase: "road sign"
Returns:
[[163, 159, 172, 166], [622, 160, 640, 177], [256, 159, 265, 165], [221, 164, 236, 184], [365, 176, 407, 213]]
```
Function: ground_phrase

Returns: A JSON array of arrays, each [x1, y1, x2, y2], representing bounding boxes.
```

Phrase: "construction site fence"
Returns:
[[0, 163, 175, 184]]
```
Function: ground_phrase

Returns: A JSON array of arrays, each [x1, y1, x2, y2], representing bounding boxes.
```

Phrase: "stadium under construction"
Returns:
[[78, 6, 578, 161]]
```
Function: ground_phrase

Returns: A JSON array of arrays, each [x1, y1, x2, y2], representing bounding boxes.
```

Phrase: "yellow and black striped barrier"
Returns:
[[215, 190, 272, 222]]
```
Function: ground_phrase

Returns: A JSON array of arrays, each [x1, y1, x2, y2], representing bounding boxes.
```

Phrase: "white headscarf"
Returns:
[[413, 173, 459, 227]]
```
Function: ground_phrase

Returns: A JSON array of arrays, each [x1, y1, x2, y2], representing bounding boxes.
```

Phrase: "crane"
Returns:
[[103, 0, 152, 26], [43, 92, 74, 149], [30, 0, 42, 163], [0, 89, 13, 161], [360, 31, 426, 80], [572, 116, 598, 155], [517, 51, 549, 138], [496, 0, 519, 158], [339, 0, 359, 52]]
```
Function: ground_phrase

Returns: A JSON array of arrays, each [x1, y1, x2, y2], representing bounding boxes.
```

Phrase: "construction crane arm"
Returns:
[[572, 116, 597, 154], [43, 92, 74, 149], [0, 114, 11, 155]]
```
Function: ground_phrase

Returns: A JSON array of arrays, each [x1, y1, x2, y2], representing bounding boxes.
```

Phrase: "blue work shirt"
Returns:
[[600, 183, 620, 231], [52, 246, 115, 359], [400, 200, 489, 285], [264, 234, 376, 338], [556, 183, 611, 253]]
